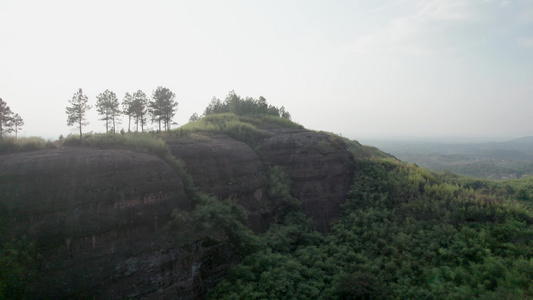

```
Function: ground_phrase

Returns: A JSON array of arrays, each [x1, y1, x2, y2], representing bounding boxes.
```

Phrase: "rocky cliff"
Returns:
[[0, 125, 355, 298], [1, 148, 203, 298]]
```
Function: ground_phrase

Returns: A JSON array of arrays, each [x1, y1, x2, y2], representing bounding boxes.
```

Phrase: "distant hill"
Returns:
[[363, 137, 533, 179], [507, 136, 533, 144]]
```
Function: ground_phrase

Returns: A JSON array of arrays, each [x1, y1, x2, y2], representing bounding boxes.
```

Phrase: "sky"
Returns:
[[1, 0, 532, 141]]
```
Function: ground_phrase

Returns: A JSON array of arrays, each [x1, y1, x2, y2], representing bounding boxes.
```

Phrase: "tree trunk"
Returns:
[[79, 120, 83, 141]]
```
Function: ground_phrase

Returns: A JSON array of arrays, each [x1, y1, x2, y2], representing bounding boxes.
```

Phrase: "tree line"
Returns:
[[190, 90, 291, 122], [0, 98, 24, 140], [66, 86, 178, 140]]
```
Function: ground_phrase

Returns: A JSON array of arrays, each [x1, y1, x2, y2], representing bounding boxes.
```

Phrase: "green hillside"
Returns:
[[1, 94, 532, 298], [209, 143, 533, 299]]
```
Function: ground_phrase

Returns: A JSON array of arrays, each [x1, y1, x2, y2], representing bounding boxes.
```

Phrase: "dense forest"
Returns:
[[1, 94, 532, 299]]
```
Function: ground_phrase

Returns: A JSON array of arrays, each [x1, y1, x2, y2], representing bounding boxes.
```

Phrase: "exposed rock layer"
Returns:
[[259, 129, 355, 232], [0, 148, 197, 298], [0, 128, 355, 298]]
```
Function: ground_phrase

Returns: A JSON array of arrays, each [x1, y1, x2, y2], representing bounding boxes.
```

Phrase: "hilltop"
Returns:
[[0, 98, 532, 299]]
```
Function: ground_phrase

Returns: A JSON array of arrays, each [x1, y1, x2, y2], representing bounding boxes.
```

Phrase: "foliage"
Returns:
[[0, 98, 24, 140], [178, 113, 271, 147], [132, 90, 149, 132], [0, 236, 41, 299], [189, 112, 200, 122], [203, 91, 292, 120], [0, 136, 57, 153], [209, 152, 533, 298], [65, 88, 91, 140], [122, 92, 134, 132], [62, 132, 197, 202], [150, 86, 178, 132], [95, 89, 120, 134]]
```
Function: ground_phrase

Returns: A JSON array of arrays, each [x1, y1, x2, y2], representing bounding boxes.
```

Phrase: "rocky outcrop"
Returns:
[[166, 134, 271, 232], [0, 126, 355, 298], [259, 129, 355, 232], [0, 148, 203, 298], [167, 129, 355, 233]]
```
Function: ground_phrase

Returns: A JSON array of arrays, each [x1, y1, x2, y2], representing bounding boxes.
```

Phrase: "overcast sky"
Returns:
[[1, 0, 532, 140]]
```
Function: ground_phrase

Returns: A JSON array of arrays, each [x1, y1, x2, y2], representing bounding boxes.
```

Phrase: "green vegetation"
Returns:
[[0, 236, 40, 299], [62, 132, 199, 202], [201, 91, 292, 119], [95, 89, 121, 134], [208, 145, 533, 299], [4, 95, 533, 298], [56, 113, 533, 298], [177, 113, 302, 147], [65, 88, 92, 141], [0, 98, 24, 140], [0, 136, 57, 153]]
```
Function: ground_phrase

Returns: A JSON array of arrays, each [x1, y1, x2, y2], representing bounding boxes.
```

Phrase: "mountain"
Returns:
[[1, 113, 532, 299], [0, 114, 359, 298]]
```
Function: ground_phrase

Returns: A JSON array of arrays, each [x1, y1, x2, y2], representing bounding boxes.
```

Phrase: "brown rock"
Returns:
[[0, 148, 196, 298], [165, 133, 271, 232], [258, 129, 355, 232]]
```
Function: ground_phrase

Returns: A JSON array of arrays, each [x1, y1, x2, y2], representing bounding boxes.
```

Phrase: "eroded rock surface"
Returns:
[[166, 134, 271, 232], [0, 148, 200, 298], [259, 129, 355, 232], [0, 127, 355, 298]]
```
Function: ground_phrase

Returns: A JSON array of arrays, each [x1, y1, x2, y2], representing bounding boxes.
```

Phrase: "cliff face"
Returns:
[[0, 148, 201, 298], [258, 129, 355, 232], [165, 134, 270, 232], [0, 127, 355, 298], [166, 129, 355, 233]]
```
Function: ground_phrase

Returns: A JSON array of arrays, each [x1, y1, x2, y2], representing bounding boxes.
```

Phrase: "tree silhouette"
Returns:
[[132, 90, 149, 132], [66, 88, 91, 141], [12, 113, 24, 140], [150, 86, 178, 132], [122, 92, 134, 132], [0, 98, 14, 140], [96, 89, 120, 134]]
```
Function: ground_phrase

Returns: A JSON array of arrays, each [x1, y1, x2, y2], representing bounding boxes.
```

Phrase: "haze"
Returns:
[[1, 0, 532, 141]]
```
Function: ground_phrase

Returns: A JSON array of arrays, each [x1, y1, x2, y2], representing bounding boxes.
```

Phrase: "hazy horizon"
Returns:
[[2, 0, 532, 141]]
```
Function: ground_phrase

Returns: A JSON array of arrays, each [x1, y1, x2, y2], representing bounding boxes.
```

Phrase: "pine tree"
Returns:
[[66, 88, 91, 140]]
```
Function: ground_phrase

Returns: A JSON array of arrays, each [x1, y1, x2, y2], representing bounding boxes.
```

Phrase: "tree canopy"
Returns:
[[150, 86, 178, 132], [96, 89, 120, 134], [202, 91, 291, 119], [0, 98, 24, 140], [66, 88, 91, 140]]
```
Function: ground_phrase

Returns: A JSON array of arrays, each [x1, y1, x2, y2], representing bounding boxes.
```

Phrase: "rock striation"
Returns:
[[166, 134, 270, 232], [0, 126, 355, 298], [0, 148, 197, 298], [258, 129, 355, 232]]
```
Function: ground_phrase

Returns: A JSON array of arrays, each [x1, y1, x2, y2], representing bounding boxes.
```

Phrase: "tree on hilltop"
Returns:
[[150, 86, 178, 132], [132, 90, 149, 132], [202, 91, 292, 119], [0, 98, 14, 140], [66, 88, 91, 141], [96, 89, 120, 134], [12, 113, 24, 139], [122, 92, 134, 132], [189, 112, 200, 122]]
